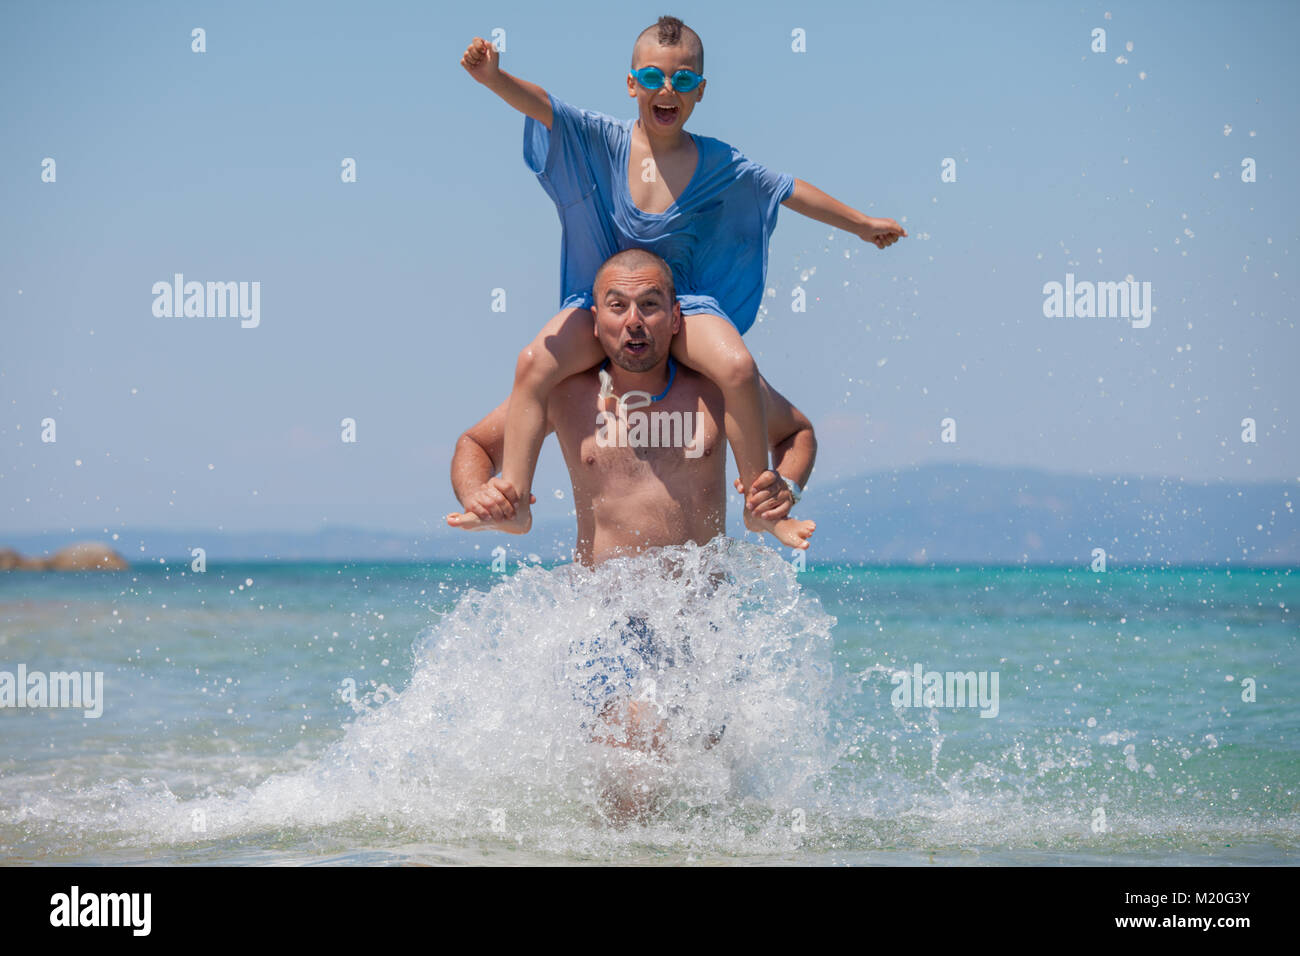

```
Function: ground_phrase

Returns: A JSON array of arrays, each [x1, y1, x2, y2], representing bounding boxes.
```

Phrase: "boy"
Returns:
[[451, 16, 905, 548]]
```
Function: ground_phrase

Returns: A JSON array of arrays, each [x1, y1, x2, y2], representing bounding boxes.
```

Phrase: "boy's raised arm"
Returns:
[[781, 177, 907, 250], [460, 36, 553, 130]]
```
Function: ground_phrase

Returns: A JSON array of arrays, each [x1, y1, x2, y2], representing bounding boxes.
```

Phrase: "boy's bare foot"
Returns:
[[743, 507, 815, 549], [739, 470, 796, 521], [445, 505, 532, 534], [446, 477, 534, 534], [735, 470, 813, 547]]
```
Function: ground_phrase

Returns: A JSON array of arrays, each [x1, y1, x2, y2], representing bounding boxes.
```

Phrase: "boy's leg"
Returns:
[[494, 307, 604, 532], [730, 375, 818, 520], [670, 314, 815, 550], [670, 313, 770, 501]]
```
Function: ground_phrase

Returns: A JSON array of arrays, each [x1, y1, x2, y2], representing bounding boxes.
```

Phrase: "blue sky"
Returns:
[[2, 0, 1296, 536]]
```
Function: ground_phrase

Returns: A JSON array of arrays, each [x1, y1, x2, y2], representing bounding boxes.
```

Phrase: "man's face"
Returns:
[[626, 41, 705, 135], [593, 266, 681, 372]]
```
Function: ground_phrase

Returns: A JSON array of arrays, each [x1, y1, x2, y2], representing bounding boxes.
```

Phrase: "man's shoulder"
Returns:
[[550, 367, 601, 409], [673, 362, 724, 404]]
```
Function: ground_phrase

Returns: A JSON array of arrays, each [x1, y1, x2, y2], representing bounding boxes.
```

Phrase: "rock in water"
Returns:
[[46, 541, 129, 570], [0, 541, 130, 571]]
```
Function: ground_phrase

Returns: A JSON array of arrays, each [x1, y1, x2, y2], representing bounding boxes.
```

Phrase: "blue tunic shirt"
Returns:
[[524, 92, 794, 335]]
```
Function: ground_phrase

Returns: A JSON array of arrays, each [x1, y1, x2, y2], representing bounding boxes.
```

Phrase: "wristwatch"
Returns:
[[781, 475, 803, 504]]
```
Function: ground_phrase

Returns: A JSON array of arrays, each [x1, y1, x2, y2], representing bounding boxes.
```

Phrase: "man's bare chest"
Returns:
[[558, 399, 722, 480]]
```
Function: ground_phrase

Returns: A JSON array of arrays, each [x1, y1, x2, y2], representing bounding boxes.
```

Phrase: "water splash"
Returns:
[[6, 539, 840, 859], [4, 547, 1295, 863]]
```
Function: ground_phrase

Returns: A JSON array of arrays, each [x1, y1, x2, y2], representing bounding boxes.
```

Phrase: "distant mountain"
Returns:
[[3, 464, 1295, 566], [797, 463, 1298, 566]]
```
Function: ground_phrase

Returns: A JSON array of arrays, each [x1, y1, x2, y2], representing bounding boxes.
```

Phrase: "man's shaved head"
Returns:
[[631, 15, 703, 73], [592, 249, 680, 373], [594, 248, 676, 300]]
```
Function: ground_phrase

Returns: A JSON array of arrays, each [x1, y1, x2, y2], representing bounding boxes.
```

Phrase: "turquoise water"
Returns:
[[1, 541, 1296, 865]]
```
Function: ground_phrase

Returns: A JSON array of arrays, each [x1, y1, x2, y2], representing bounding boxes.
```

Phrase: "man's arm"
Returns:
[[762, 378, 817, 489], [451, 398, 508, 506], [449, 396, 549, 525], [734, 378, 818, 519], [460, 36, 553, 129], [781, 178, 906, 249]]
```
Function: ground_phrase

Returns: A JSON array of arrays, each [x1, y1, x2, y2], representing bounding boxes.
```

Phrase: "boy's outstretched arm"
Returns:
[[782, 178, 907, 249], [460, 36, 553, 129]]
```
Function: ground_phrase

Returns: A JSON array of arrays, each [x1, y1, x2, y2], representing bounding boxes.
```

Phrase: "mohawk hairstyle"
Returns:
[[632, 15, 704, 73]]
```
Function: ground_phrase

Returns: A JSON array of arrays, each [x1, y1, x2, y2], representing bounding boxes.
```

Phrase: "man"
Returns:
[[446, 248, 817, 821], [447, 248, 816, 564]]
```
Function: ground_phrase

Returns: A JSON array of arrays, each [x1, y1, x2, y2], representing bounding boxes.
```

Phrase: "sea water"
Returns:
[[0, 540, 1295, 865]]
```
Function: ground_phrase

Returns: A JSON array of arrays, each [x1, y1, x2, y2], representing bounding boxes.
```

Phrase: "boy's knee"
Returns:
[[513, 342, 554, 388], [712, 348, 759, 391]]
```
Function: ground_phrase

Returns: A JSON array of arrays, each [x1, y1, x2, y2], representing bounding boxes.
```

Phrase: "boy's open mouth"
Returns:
[[652, 104, 678, 125]]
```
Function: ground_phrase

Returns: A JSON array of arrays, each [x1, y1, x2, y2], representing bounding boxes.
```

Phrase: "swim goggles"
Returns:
[[629, 66, 704, 93]]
